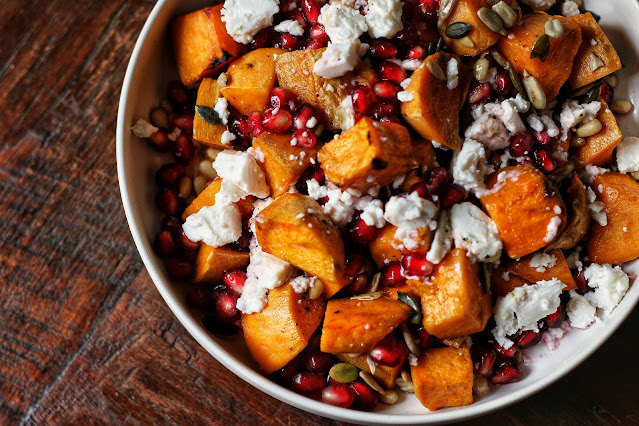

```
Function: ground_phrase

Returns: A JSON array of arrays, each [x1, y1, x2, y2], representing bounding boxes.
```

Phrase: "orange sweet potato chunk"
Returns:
[[382, 282, 418, 301], [182, 178, 255, 220], [242, 283, 326, 374], [194, 245, 249, 284], [411, 346, 474, 411], [491, 263, 531, 298], [497, 11, 582, 101], [220, 48, 286, 115], [587, 172, 639, 264], [193, 78, 227, 148], [368, 224, 433, 268], [415, 248, 491, 339], [507, 249, 577, 291], [548, 174, 591, 250], [568, 13, 622, 89], [171, 5, 243, 86], [575, 99, 622, 167], [320, 297, 411, 354], [480, 166, 567, 259], [252, 133, 320, 197], [255, 193, 349, 297], [401, 53, 469, 150], [318, 117, 420, 191]]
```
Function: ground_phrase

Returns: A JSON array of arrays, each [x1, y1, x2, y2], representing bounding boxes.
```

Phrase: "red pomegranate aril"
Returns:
[[348, 274, 369, 295], [536, 148, 556, 172], [250, 27, 273, 50], [494, 71, 515, 97], [274, 359, 299, 385], [373, 81, 400, 102], [352, 86, 374, 115], [270, 87, 297, 111], [156, 188, 180, 216], [263, 108, 293, 134], [202, 314, 239, 337], [187, 285, 214, 308], [309, 23, 330, 43], [293, 129, 318, 148], [406, 45, 427, 60], [305, 39, 328, 50], [574, 271, 588, 295], [350, 380, 378, 411], [178, 229, 200, 252], [533, 130, 552, 145], [294, 104, 318, 130], [303, 351, 333, 375], [490, 359, 523, 384], [394, 26, 419, 47], [289, 9, 308, 29], [417, 327, 435, 350], [279, 32, 303, 50], [417, 0, 439, 18], [215, 289, 240, 320], [290, 372, 326, 396], [370, 39, 398, 59], [409, 181, 432, 200], [369, 341, 404, 367], [222, 269, 247, 294], [468, 82, 494, 104], [248, 111, 265, 137], [470, 343, 497, 377], [379, 116, 401, 124], [509, 132, 534, 157], [401, 252, 434, 278], [600, 80, 614, 105], [301, 0, 321, 24], [232, 117, 251, 138], [428, 167, 449, 194], [492, 342, 518, 358], [304, 165, 326, 186], [382, 262, 406, 287], [350, 217, 379, 244], [165, 258, 193, 280], [378, 60, 407, 84], [172, 113, 194, 132], [172, 134, 195, 162], [545, 304, 566, 328], [369, 102, 397, 120], [154, 230, 177, 257], [167, 80, 189, 105], [322, 384, 355, 408], [147, 129, 170, 151], [155, 163, 186, 187], [345, 252, 366, 276], [441, 184, 467, 209], [307, 332, 322, 351], [161, 216, 182, 233]]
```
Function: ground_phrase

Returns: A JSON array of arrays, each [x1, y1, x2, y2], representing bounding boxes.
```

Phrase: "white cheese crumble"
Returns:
[[583, 264, 629, 315], [384, 192, 438, 230], [426, 210, 453, 264], [131, 119, 158, 138], [566, 290, 597, 329], [221, 0, 279, 44], [221, 130, 237, 146], [365, 0, 403, 39], [213, 150, 270, 198], [401, 59, 421, 71], [360, 199, 386, 228], [586, 187, 608, 226], [616, 136, 639, 174], [452, 139, 495, 196], [464, 97, 529, 151], [561, 0, 580, 17], [289, 275, 319, 294], [397, 91, 414, 102], [446, 58, 459, 90], [319, 2, 368, 44], [214, 96, 230, 126], [529, 252, 557, 273], [336, 95, 356, 130], [274, 19, 305, 36], [314, 40, 362, 79], [451, 202, 503, 262], [559, 100, 601, 139], [544, 216, 563, 243], [182, 202, 242, 247]]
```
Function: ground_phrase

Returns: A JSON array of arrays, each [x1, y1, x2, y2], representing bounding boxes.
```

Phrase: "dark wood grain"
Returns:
[[0, 0, 637, 425]]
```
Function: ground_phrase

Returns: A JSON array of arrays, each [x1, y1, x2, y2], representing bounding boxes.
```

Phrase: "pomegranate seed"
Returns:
[[270, 87, 297, 112], [535, 148, 556, 172], [280, 0, 297, 12], [222, 269, 247, 294], [494, 71, 515, 98], [294, 104, 318, 130], [307, 332, 322, 351], [379, 116, 401, 124], [347, 274, 369, 295], [248, 111, 265, 137], [305, 39, 328, 50], [187, 285, 215, 308], [509, 132, 534, 157], [155, 163, 186, 187], [441, 184, 467, 209], [293, 129, 317, 148], [302, 351, 333, 375], [370, 39, 398, 59], [409, 181, 432, 200], [545, 305, 566, 328], [301, 0, 321, 24], [147, 129, 170, 151], [172, 134, 195, 162], [274, 359, 299, 385], [232, 117, 251, 138], [533, 130, 552, 145], [513, 329, 544, 349], [417, 0, 439, 19], [345, 252, 366, 277], [172, 113, 194, 132], [309, 23, 329, 43], [417, 327, 435, 350], [490, 359, 522, 384], [373, 81, 400, 102], [262, 108, 293, 134], [202, 314, 239, 337], [178, 229, 200, 252], [155, 188, 180, 215], [289, 9, 308, 29], [428, 167, 449, 195], [350, 381, 378, 411], [574, 271, 588, 295], [382, 262, 406, 287], [353, 113, 364, 125], [215, 289, 240, 320], [350, 217, 379, 244], [406, 45, 426, 60], [369, 341, 404, 367], [165, 258, 193, 280], [167, 80, 189, 105], [352, 86, 374, 115], [468, 83, 494, 104], [301, 165, 325, 188], [394, 26, 419, 47], [279, 32, 303, 50], [600, 80, 614, 105], [161, 216, 182, 233], [470, 343, 497, 377], [378, 60, 407, 84], [290, 372, 326, 396], [250, 27, 274, 50], [322, 384, 355, 408], [369, 102, 397, 120], [492, 342, 518, 358], [401, 252, 434, 278], [154, 230, 177, 257]]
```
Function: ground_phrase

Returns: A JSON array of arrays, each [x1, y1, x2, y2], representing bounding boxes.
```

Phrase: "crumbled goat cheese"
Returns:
[[306, 179, 360, 226], [221, 130, 237, 146], [530, 252, 557, 273], [365, 0, 403, 39], [274, 19, 305, 36], [451, 202, 503, 262], [314, 41, 361, 78], [131, 119, 158, 138], [214, 96, 230, 125], [540, 114, 560, 138], [527, 114, 544, 132], [616, 136, 639, 174], [566, 290, 597, 329], [561, 0, 580, 17], [521, 0, 557, 10], [426, 210, 453, 264], [319, 2, 368, 44], [544, 216, 563, 243], [290, 275, 318, 294], [464, 106, 510, 151], [586, 187, 608, 226], [560, 100, 601, 134], [336, 95, 356, 130], [397, 91, 414, 102], [360, 199, 386, 228], [384, 192, 438, 230], [452, 139, 495, 196], [401, 59, 421, 71], [492, 279, 566, 349], [400, 78, 411, 89], [213, 150, 270, 198], [306, 116, 318, 128], [221, 0, 279, 44], [182, 202, 242, 247], [583, 264, 629, 315], [446, 58, 459, 90]]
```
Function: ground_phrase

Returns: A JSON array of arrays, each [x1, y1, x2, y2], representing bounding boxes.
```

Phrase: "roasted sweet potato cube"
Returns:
[[193, 78, 227, 148], [194, 245, 249, 284], [182, 178, 255, 220], [275, 49, 379, 130], [415, 248, 491, 339], [497, 11, 582, 101], [383, 283, 417, 301], [318, 117, 419, 191], [171, 5, 243, 86], [548, 174, 591, 250], [242, 283, 326, 374], [414, 140, 437, 169], [568, 13, 622, 89], [507, 249, 577, 291], [220, 48, 286, 115], [480, 166, 567, 259], [411, 346, 474, 411], [491, 263, 531, 298], [368, 224, 433, 268], [255, 193, 349, 296], [587, 172, 639, 264], [252, 133, 320, 197], [575, 99, 622, 167], [401, 53, 469, 150], [320, 297, 411, 353]]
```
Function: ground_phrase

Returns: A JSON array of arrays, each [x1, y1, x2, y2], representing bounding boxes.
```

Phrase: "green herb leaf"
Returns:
[[581, 84, 602, 104], [445, 22, 472, 39], [195, 105, 221, 125], [530, 34, 550, 62], [398, 291, 420, 313]]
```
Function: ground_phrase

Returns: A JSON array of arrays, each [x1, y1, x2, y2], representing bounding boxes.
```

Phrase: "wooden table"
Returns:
[[1, 0, 637, 424]]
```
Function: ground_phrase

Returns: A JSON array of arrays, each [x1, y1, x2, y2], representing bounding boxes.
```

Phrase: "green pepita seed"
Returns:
[[549, 160, 575, 185], [409, 312, 423, 325], [530, 34, 550, 62], [474, 58, 490, 81], [477, 7, 507, 36], [570, 135, 586, 148], [398, 292, 420, 312], [544, 17, 564, 38], [509, 66, 526, 98], [581, 84, 601, 104], [436, 36, 446, 53], [329, 363, 359, 384], [610, 100, 633, 114], [195, 105, 221, 125], [458, 36, 475, 48], [445, 22, 472, 39], [492, 1, 517, 28], [427, 40, 438, 56], [576, 119, 603, 137]]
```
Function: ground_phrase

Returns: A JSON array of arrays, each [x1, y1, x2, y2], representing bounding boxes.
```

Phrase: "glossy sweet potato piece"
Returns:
[[252, 133, 320, 197], [318, 117, 419, 191], [320, 297, 411, 353], [193, 78, 227, 148], [401, 53, 469, 150], [182, 178, 255, 220], [575, 99, 622, 167], [587, 172, 639, 264], [382, 282, 418, 301], [220, 48, 286, 114], [242, 283, 326, 374], [414, 248, 491, 339], [548, 174, 591, 250], [507, 249, 577, 291], [497, 11, 582, 101], [480, 166, 567, 259], [172, 5, 243, 86], [255, 193, 349, 296], [568, 13, 622, 89], [411, 346, 473, 411], [491, 263, 531, 298], [368, 224, 434, 268], [194, 245, 249, 284]]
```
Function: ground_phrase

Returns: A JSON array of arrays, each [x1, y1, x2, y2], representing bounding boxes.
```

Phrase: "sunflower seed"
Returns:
[[379, 389, 399, 404], [492, 1, 517, 28], [366, 355, 377, 375], [359, 371, 385, 394], [523, 71, 547, 109], [576, 119, 603, 137], [426, 60, 446, 81], [150, 107, 170, 129], [350, 291, 382, 301], [570, 135, 586, 148], [445, 22, 472, 39], [178, 176, 192, 199], [329, 363, 359, 384], [402, 324, 421, 357], [458, 36, 475, 48], [604, 74, 618, 88], [346, 352, 361, 357], [490, 48, 509, 68], [438, 0, 460, 28], [401, 370, 412, 383], [193, 176, 208, 195], [370, 272, 381, 293], [395, 377, 415, 393], [610, 100, 633, 114], [308, 278, 324, 300], [474, 58, 490, 81], [545, 17, 564, 38], [588, 52, 605, 72], [531, 34, 550, 62], [477, 7, 507, 36]]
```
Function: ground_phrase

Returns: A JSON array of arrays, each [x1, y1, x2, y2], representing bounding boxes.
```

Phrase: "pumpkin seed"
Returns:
[[438, 0, 459, 28], [576, 119, 603, 137], [445, 22, 472, 39], [474, 58, 490, 81], [178, 176, 192, 199], [195, 105, 221, 125], [492, 1, 517, 28], [588, 52, 605, 72], [308, 278, 324, 300], [458, 36, 475, 48], [193, 176, 208, 195], [610, 100, 633, 114], [581, 84, 601, 104], [198, 160, 218, 179], [329, 363, 359, 384], [359, 371, 385, 394], [477, 7, 507, 36], [409, 312, 422, 325], [379, 389, 399, 404], [436, 36, 446, 53], [490, 48, 508, 69], [570, 135, 586, 148], [370, 272, 381, 293], [395, 377, 415, 393], [523, 71, 547, 109], [427, 40, 438, 56], [549, 160, 575, 184], [544, 17, 564, 38], [150, 107, 170, 129], [426, 60, 446, 81], [604, 74, 618, 88], [530, 34, 550, 62], [397, 291, 420, 312], [351, 291, 383, 301], [366, 355, 377, 375], [402, 324, 421, 357], [508, 65, 526, 98]]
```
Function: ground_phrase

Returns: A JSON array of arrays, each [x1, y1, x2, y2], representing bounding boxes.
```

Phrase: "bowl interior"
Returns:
[[116, 0, 639, 423]]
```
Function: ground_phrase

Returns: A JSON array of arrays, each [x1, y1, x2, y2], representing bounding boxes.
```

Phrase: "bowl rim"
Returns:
[[116, 1, 639, 423]]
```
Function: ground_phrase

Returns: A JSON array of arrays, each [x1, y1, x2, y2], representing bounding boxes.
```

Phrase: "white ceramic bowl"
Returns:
[[117, 1, 639, 423]]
